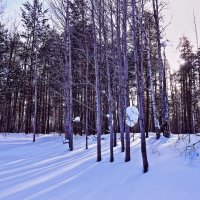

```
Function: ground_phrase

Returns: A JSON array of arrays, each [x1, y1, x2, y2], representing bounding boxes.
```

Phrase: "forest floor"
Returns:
[[0, 132, 200, 200]]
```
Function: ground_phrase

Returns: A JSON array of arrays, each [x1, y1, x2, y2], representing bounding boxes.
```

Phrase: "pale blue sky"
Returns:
[[165, 0, 200, 70], [4, 0, 200, 70], [6, 0, 25, 13], [5, 0, 26, 22]]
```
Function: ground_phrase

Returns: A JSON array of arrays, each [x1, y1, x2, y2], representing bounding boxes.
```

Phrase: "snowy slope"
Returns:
[[0, 133, 200, 200]]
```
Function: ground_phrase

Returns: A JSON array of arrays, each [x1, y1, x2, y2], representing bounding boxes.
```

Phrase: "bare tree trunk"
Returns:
[[123, 0, 130, 162], [131, 0, 148, 173], [102, 0, 114, 162], [145, 70, 150, 138], [152, 0, 163, 138], [85, 43, 89, 149], [152, 0, 169, 138], [193, 10, 199, 50], [163, 47, 170, 137], [68, 31, 73, 150], [64, 0, 73, 151], [116, 0, 125, 152], [145, 32, 160, 136], [91, 0, 102, 161], [33, 0, 39, 142], [110, 0, 117, 147]]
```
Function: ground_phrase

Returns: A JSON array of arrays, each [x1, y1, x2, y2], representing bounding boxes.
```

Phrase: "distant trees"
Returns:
[[21, 0, 49, 142], [170, 36, 200, 136], [0, 23, 10, 131], [0, 0, 58, 135]]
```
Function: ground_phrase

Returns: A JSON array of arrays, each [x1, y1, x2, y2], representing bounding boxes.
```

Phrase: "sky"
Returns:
[[164, 0, 200, 71], [3, 0, 200, 71], [5, 0, 25, 18]]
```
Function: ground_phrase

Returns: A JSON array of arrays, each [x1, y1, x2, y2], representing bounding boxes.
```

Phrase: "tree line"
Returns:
[[170, 36, 200, 140]]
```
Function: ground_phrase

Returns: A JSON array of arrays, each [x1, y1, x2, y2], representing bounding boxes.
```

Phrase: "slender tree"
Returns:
[[131, 0, 149, 173]]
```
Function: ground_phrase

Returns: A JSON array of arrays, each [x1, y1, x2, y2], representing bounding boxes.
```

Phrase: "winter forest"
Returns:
[[1, 0, 200, 199]]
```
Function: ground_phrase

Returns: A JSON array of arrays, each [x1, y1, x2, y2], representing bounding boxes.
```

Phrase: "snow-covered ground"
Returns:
[[0, 133, 200, 200]]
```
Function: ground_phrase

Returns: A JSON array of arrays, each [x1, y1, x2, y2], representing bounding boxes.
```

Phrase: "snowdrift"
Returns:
[[0, 133, 200, 200]]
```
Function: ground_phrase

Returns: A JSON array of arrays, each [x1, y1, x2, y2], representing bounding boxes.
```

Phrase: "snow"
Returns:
[[0, 133, 200, 200], [126, 106, 139, 127], [73, 116, 81, 122]]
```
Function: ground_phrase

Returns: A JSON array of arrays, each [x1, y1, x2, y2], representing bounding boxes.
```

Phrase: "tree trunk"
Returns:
[[91, 0, 102, 162], [131, 0, 149, 173], [123, 0, 130, 162], [117, 0, 125, 152]]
